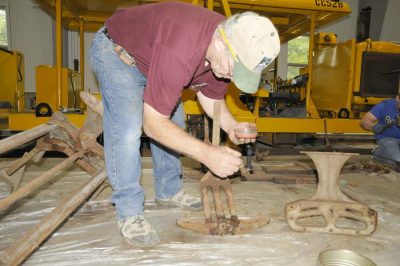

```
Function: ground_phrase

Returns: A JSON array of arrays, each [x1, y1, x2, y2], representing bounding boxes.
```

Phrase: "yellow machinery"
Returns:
[[0, 48, 24, 114], [36, 65, 82, 115], [253, 33, 400, 120], [7, 0, 400, 137], [311, 34, 400, 119]]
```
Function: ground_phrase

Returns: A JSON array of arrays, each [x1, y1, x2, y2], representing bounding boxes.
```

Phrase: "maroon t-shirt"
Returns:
[[106, 2, 228, 116]]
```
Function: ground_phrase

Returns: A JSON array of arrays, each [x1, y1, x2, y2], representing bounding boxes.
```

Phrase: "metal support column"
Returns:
[[79, 18, 85, 94], [56, 0, 63, 110], [305, 15, 315, 117]]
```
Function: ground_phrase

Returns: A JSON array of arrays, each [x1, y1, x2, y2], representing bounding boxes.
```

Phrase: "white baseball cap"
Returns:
[[219, 12, 280, 94]]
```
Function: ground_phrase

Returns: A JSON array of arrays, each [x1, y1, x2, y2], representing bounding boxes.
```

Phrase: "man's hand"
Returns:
[[228, 122, 257, 145], [204, 146, 243, 178], [372, 123, 385, 135]]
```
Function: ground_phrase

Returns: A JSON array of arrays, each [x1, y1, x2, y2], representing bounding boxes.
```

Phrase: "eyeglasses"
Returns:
[[218, 27, 239, 63]]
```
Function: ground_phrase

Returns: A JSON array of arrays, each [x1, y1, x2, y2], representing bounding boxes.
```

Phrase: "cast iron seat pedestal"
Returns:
[[286, 151, 377, 235]]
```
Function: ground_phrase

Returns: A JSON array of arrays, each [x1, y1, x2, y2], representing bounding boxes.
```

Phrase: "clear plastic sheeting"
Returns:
[[0, 156, 399, 265]]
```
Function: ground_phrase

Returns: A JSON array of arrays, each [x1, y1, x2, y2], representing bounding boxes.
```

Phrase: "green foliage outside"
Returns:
[[0, 10, 7, 47], [287, 36, 309, 79], [287, 66, 301, 79]]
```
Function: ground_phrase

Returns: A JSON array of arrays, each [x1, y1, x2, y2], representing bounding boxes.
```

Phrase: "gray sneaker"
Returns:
[[117, 215, 160, 247], [155, 189, 203, 210]]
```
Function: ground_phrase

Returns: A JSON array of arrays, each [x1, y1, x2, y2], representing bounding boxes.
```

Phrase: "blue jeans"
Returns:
[[373, 137, 400, 166], [90, 27, 184, 220]]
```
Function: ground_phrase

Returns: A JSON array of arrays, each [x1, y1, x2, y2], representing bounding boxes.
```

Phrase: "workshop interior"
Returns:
[[0, 0, 400, 265]]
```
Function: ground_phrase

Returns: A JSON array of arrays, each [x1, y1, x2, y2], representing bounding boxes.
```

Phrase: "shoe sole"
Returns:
[[121, 235, 160, 248], [155, 199, 203, 211]]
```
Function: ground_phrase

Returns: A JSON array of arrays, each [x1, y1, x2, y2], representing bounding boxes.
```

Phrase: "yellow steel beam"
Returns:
[[35, 0, 351, 39], [64, 14, 109, 22], [56, 0, 62, 110], [271, 17, 289, 25], [181, 90, 203, 115], [256, 117, 370, 134], [61, 0, 80, 17], [225, 85, 255, 123], [207, 0, 214, 11], [305, 15, 315, 117], [220, 0, 232, 17]]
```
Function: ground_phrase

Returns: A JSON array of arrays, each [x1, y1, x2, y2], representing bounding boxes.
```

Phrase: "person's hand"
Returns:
[[372, 123, 385, 135], [204, 146, 243, 178], [228, 122, 257, 145]]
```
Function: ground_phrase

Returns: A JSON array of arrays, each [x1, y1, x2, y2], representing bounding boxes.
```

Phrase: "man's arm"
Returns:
[[360, 112, 377, 131], [143, 102, 242, 177]]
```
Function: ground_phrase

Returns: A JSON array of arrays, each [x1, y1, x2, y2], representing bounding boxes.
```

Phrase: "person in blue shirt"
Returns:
[[360, 95, 400, 166]]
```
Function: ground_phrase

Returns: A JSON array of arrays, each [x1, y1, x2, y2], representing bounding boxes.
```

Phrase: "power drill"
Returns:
[[233, 127, 257, 175]]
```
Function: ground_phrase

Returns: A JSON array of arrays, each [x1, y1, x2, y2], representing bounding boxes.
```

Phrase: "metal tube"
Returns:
[[56, 0, 62, 109], [0, 169, 107, 266], [6, 148, 41, 176], [220, 0, 232, 17], [79, 18, 85, 98], [0, 152, 83, 212], [207, 0, 214, 11], [0, 124, 57, 155]]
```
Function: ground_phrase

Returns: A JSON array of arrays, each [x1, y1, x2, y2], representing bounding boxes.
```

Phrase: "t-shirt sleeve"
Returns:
[[370, 101, 386, 121], [143, 44, 190, 116]]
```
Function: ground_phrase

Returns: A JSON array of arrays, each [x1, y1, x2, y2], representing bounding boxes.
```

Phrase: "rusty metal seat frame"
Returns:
[[286, 151, 377, 235], [177, 102, 269, 235]]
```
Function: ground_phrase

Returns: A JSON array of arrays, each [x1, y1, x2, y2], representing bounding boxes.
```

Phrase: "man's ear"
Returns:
[[214, 37, 226, 52]]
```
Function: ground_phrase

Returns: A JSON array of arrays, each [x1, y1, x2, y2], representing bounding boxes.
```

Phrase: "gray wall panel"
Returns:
[[359, 0, 388, 41], [9, 0, 53, 92], [380, 0, 400, 42], [318, 0, 359, 42], [67, 31, 98, 93]]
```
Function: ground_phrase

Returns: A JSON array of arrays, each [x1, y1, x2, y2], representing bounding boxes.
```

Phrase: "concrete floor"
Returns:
[[0, 154, 399, 265]]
